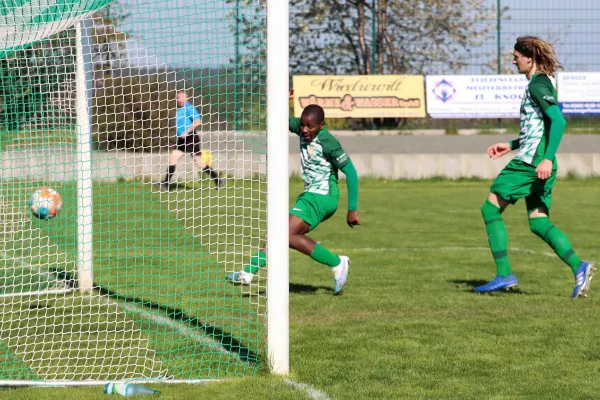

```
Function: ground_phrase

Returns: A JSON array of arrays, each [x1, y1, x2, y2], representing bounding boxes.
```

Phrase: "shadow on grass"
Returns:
[[53, 269, 260, 364], [289, 282, 334, 294], [242, 282, 334, 298], [448, 279, 528, 295]]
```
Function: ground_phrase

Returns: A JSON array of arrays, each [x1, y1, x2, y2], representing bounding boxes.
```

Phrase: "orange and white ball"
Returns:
[[29, 187, 63, 220]]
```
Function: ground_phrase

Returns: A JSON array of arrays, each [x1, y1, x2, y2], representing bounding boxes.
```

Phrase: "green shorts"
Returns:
[[289, 192, 338, 231], [490, 158, 557, 215]]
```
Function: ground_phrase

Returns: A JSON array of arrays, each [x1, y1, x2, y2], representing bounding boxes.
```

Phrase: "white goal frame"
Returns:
[[266, 0, 290, 376], [75, 17, 94, 295]]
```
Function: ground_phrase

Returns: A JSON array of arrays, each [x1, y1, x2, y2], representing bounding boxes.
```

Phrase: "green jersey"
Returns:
[[516, 73, 559, 166], [289, 117, 350, 197]]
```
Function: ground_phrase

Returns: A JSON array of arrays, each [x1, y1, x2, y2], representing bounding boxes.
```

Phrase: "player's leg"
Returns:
[[227, 193, 349, 294], [474, 161, 526, 293], [192, 152, 223, 189], [483, 192, 512, 277], [227, 243, 266, 285], [157, 148, 185, 191], [226, 216, 342, 286], [245, 245, 267, 274], [289, 214, 349, 295], [289, 214, 338, 262], [526, 187, 595, 298], [186, 134, 223, 189], [474, 192, 518, 293], [227, 213, 346, 291], [289, 193, 349, 295]]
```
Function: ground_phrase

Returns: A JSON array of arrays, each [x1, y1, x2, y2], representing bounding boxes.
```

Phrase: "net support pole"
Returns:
[[267, 0, 289, 375], [75, 18, 94, 294]]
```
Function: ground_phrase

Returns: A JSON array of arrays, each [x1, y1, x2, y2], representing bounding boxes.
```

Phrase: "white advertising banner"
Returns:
[[557, 72, 600, 115], [426, 75, 528, 118]]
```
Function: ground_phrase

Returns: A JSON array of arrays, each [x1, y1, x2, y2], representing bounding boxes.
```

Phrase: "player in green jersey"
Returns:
[[475, 36, 595, 298], [227, 90, 360, 295]]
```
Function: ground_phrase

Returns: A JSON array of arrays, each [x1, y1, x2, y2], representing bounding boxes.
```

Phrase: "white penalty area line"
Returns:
[[0, 251, 76, 297], [115, 300, 247, 362], [283, 378, 333, 400], [97, 299, 334, 400], [330, 246, 560, 259], [0, 288, 75, 298], [94, 293, 249, 380]]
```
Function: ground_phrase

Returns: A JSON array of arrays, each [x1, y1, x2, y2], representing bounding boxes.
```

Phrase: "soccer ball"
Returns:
[[200, 149, 213, 167], [29, 187, 63, 220]]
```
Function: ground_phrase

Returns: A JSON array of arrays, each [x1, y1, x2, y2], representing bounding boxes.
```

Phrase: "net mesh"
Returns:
[[0, 0, 266, 382]]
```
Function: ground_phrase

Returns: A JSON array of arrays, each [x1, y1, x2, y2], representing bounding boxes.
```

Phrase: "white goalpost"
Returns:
[[266, 0, 290, 375], [75, 18, 94, 295]]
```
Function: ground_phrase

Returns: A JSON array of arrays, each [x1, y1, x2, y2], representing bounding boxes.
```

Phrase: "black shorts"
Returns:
[[176, 134, 202, 155]]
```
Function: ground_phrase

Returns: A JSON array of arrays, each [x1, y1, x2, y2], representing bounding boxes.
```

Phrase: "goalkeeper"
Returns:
[[227, 90, 360, 295], [156, 90, 223, 191]]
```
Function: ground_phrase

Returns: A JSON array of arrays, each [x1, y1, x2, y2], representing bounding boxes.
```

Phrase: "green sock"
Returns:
[[310, 244, 341, 268], [529, 218, 582, 274], [481, 200, 512, 277], [243, 250, 266, 274]]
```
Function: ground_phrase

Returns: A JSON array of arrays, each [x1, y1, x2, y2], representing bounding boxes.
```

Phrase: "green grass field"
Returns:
[[2, 177, 600, 399]]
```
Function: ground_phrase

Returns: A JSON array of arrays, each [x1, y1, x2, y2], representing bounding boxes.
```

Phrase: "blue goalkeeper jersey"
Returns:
[[176, 102, 201, 136]]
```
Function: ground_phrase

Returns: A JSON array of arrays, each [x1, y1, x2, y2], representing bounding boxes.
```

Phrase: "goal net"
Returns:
[[0, 0, 271, 384]]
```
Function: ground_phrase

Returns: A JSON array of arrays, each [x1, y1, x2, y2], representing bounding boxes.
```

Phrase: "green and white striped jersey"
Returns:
[[289, 117, 350, 197], [516, 74, 558, 166]]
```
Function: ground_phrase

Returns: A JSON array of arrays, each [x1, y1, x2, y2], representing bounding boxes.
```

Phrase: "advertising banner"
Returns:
[[426, 75, 528, 118], [557, 72, 600, 115], [293, 75, 426, 118]]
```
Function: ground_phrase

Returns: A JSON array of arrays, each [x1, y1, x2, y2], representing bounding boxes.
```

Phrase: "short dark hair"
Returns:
[[301, 104, 325, 124]]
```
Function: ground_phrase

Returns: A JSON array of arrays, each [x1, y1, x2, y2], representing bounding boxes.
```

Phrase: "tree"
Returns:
[[0, 29, 79, 131], [92, 2, 131, 71], [93, 73, 176, 151], [227, 1, 504, 129], [0, 1, 131, 132], [225, 0, 267, 131], [289, 0, 501, 75]]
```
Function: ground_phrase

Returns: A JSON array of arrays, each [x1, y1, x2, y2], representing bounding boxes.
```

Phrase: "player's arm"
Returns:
[[488, 132, 521, 158], [288, 89, 302, 135], [487, 142, 513, 159], [186, 119, 202, 135], [188, 107, 202, 135], [324, 137, 360, 228], [542, 106, 566, 160], [181, 108, 202, 137], [340, 161, 359, 228], [530, 82, 566, 161], [289, 117, 301, 135], [530, 79, 566, 179]]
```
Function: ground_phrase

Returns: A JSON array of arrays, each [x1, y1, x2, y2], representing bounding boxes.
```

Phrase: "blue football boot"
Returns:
[[474, 274, 518, 293], [572, 262, 596, 299]]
